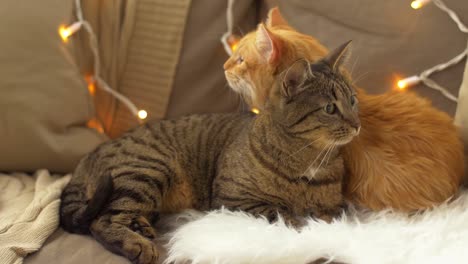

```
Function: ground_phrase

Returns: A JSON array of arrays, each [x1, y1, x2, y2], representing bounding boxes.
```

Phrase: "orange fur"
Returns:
[[224, 7, 465, 211]]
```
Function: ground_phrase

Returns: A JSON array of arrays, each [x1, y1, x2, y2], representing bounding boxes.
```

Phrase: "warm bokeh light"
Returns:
[[230, 41, 239, 52], [87, 118, 104, 134], [251, 108, 260, 114], [87, 82, 96, 95], [228, 34, 240, 53], [59, 25, 72, 42], [411, 0, 430, 9], [138, 110, 148, 120], [397, 80, 407, 90], [85, 75, 96, 95], [58, 22, 82, 43], [396, 76, 420, 91], [411, 1, 422, 9]]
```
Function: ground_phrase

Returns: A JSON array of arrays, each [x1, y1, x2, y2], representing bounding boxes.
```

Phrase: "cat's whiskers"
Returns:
[[350, 56, 360, 78], [324, 143, 337, 167], [223, 82, 244, 112], [286, 137, 321, 160], [302, 142, 332, 176], [310, 142, 335, 179], [351, 71, 372, 86]]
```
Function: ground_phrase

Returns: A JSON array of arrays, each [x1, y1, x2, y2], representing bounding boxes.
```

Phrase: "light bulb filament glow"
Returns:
[[411, 0, 431, 9], [251, 108, 260, 114], [59, 22, 82, 43], [230, 40, 239, 53], [397, 76, 421, 90], [138, 110, 148, 120]]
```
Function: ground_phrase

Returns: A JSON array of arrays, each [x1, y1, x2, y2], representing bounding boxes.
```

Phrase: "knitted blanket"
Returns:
[[0, 170, 70, 264]]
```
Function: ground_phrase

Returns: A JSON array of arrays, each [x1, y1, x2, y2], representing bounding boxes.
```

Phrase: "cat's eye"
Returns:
[[324, 103, 336, 114], [350, 95, 358, 106], [236, 56, 244, 64]]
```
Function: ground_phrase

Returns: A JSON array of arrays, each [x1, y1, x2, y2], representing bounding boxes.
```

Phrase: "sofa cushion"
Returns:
[[0, 0, 107, 173], [262, 0, 468, 115]]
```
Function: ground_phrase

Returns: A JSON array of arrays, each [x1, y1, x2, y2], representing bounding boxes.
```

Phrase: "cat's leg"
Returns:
[[90, 211, 158, 264], [311, 203, 347, 223], [261, 206, 306, 228], [308, 194, 347, 223], [212, 194, 304, 228], [90, 170, 170, 264]]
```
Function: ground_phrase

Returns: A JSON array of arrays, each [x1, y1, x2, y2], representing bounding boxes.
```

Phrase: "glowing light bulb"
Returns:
[[397, 76, 420, 90], [230, 41, 239, 53], [87, 118, 104, 134], [411, 0, 431, 9], [88, 82, 96, 95], [85, 75, 96, 95], [138, 110, 148, 120], [251, 108, 260, 114], [58, 22, 82, 43], [227, 34, 240, 53], [397, 80, 406, 89]]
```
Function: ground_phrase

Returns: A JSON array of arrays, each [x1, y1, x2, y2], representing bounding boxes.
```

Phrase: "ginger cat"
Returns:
[[224, 8, 465, 212]]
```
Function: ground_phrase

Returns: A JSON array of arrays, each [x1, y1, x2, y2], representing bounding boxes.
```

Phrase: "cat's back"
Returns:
[[136, 113, 251, 145], [72, 112, 253, 187], [344, 90, 465, 211]]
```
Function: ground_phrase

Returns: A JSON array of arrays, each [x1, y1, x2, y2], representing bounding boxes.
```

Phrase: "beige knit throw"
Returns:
[[0, 171, 71, 264], [75, 0, 191, 138]]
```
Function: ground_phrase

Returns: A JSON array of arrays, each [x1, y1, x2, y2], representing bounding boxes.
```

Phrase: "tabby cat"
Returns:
[[60, 43, 358, 264], [224, 7, 465, 212]]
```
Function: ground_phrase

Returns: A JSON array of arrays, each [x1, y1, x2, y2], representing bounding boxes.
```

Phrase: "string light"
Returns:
[[58, 22, 82, 43], [138, 110, 148, 120], [251, 108, 260, 114], [59, 0, 148, 122], [229, 37, 240, 53], [397, 76, 420, 90], [396, 0, 467, 103], [87, 118, 104, 134], [220, 0, 236, 55], [85, 75, 96, 95], [411, 0, 431, 9]]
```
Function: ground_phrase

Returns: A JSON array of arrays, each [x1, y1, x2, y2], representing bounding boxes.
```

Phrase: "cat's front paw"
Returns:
[[309, 205, 346, 223], [266, 210, 306, 228], [130, 216, 157, 239], [123, 238, 159, 264]]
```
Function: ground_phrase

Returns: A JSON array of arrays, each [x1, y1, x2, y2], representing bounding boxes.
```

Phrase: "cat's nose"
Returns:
[[349, 120, 361, 133]]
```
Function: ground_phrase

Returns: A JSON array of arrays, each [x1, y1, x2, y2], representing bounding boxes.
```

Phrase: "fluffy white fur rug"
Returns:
[[165, 189, 468, 264]]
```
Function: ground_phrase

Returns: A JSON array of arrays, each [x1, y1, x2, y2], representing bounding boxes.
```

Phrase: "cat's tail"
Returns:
[[59, 173, 113, 234]]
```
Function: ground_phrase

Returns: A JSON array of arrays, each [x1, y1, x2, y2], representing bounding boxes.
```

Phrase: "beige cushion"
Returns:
[[165, 0, 258, 119], [0, 0, 107, 173], [263, 0, 467, 116]]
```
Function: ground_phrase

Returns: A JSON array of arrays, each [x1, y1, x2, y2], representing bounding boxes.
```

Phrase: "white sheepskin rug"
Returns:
[[165, 189, 468, 264]]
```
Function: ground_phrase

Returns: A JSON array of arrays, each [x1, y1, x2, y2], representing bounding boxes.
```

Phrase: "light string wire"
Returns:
[[69, 0, 146, 120], [220, 0, 236, 56], [401, 0, 468, 103]]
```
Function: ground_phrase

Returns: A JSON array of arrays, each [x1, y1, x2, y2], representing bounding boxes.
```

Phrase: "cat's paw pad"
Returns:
[[124, 239, 159, 264], [130, 216, 157, 239]]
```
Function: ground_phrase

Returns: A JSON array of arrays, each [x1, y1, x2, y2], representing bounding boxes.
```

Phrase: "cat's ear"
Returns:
[[324, 40, 352, 70], [266, 7, 288, 27], [256, 24, 281, 64], [281, 59, 311, 98]]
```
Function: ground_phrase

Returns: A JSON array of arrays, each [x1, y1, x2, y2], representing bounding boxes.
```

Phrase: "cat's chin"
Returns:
[[333, 136, 356, 146]]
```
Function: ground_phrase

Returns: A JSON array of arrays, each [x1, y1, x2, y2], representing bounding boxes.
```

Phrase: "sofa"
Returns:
[[1, 0, 467, 263]]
